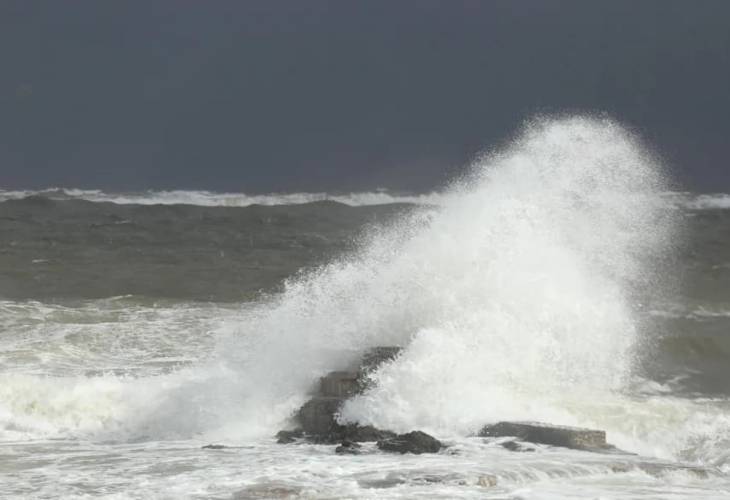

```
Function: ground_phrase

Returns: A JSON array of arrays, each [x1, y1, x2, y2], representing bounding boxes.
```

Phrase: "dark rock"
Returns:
[[479, 421, 607, 451], [335, 439, 362, 454], [296, 396, 344, 435], [358, 346, 402, 376], [276, 346, 404, 445], [342, 424, 396, 442], [275, 429, 304, 444], [356, 346, 402, 391], [202, 444, 227, 449], [303, 424, 397, 445], [500, 440, 535, 452], [377, 430, 442, 454], [320, 371, 359, 397]]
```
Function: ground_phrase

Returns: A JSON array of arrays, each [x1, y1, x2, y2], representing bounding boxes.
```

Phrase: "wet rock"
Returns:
[[201, 444, 227, 450], [479, 421, 608, 451], [292, 398, 395, 444], [359, 346, 402, 373], [357, 346, 402, 390], [296, 396, 344, 435], [342, 424, 396, 442], [500, 440, 535, 452], [307, 424, 397, 444], [320, 371, 359, 397], [277, 346, 403, 444], [275, 429, 304, 444], [335, 439, 362, 454], [359, 346, 403, 379], [377, 430, 442, 454]]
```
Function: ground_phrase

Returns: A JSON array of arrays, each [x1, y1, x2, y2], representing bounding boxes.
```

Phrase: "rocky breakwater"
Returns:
[[267, 346, 722, 485], [276, 346, 444, 454], [275, 346, 621, 456], [478, 421, 616, 452]]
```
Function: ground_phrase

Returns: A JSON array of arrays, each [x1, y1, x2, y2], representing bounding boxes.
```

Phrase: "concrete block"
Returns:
[[478, 421, 607, 450], [320, 371, 359, 397]]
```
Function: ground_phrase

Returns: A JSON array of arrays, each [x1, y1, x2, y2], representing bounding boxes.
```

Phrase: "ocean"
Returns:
[[2, 117, 730, 499]]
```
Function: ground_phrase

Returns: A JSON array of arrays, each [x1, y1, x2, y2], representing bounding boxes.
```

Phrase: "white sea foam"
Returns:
[[1, 185, 728, 209], [3, 117, 730, 489], [214, 116, 730, 472], [0, 187, 443, 206], [214, 116, 701, 455], [682, 193, 730, 210]]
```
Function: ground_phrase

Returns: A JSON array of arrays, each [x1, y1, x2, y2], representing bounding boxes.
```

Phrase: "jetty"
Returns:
[[275, 346, 617, 454]]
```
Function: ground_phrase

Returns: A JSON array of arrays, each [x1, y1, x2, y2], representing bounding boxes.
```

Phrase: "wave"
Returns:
[[222, 115, 688, 454], [4, 116, 730, 469], [680, 193, 730, 210], [2, 186, 730, 210], [0, 297, 249, 441], [0, 188, 443, 207]]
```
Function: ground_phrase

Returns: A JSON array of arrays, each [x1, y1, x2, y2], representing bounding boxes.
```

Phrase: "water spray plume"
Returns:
[[228, 116, 674, 436]]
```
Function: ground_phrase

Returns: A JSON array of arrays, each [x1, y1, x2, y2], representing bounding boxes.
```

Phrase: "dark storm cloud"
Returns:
[[1, 1, 729, 192]]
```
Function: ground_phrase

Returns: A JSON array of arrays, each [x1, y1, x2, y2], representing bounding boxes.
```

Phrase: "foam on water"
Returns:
[[0, 298, 246, 442], [0, 187, 443, 206], [0, 186, 728, 210], [217, 116, 689, 448], [4, 117, 730, 486]]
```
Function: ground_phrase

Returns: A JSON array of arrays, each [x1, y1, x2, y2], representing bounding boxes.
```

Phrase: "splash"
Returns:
[[221, 115, 674, 438], [0, 116, 686, 456]]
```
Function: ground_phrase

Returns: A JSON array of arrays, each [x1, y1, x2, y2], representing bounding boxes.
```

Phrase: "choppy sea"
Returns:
[[2, 117, 730, 499]]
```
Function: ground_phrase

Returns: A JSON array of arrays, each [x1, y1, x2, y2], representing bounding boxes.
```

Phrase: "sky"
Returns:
[[1, 0, 729, 193]]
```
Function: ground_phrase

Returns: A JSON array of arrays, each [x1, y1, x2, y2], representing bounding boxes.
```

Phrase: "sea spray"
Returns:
[[0, 116, 681, 452], [222, 115, 674, 439], [8, 121, 730, 498], [339, 116, 675, 434]]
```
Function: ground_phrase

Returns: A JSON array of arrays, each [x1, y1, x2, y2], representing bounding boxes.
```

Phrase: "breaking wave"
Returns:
[[7, 116, 730, 469], [0, 188, 442, 207], [224, 116, 686, 452], [1, 187, 728, 210]]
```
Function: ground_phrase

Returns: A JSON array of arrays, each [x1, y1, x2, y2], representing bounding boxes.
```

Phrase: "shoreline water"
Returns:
[[3, 119, 730, 498]]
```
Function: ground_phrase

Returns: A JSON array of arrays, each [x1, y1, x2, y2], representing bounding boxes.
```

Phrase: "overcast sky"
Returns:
[[1, 1, 729, 192]]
